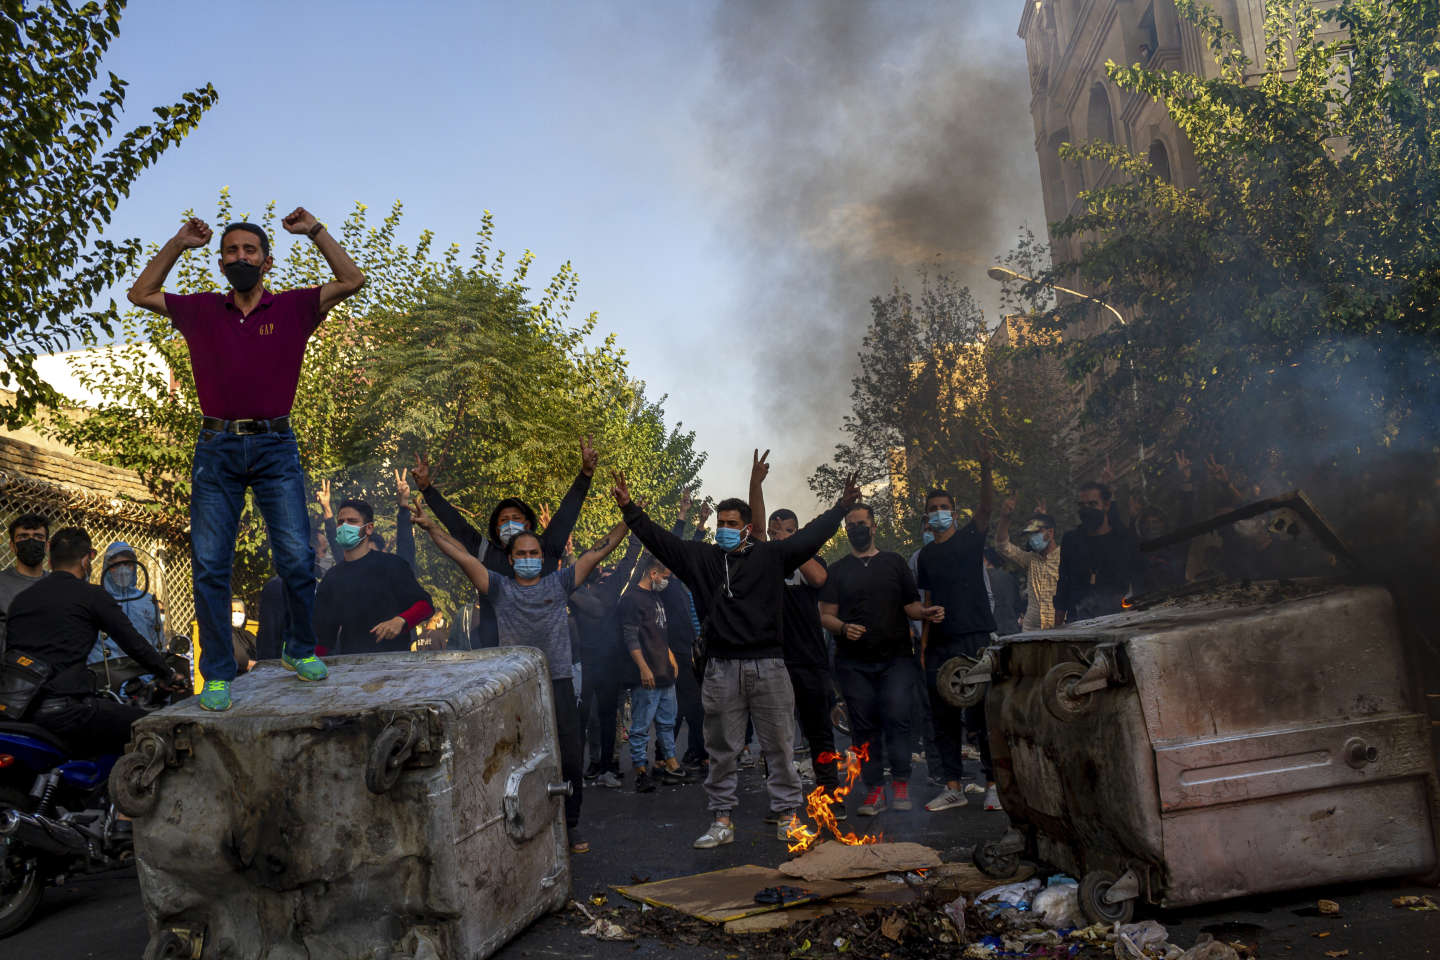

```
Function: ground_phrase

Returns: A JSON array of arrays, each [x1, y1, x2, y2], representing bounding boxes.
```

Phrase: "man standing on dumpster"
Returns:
[[915, 442, 999, 813], [128, 210, 366, 711]]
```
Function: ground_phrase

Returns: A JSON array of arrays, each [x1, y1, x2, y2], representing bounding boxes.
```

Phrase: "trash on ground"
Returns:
[[571, 901, 635, 941], [1323, 951, 1349, 959], [1031, 875, 1082, 929], [1393, 894, 1439, 911], [941, 895, 966, 940], [779, 840, 943, 881], [1317, 898, 1341, 915], [975, 877, 1043, 910], [1177, 936, 1241, 960], [615, 864, 857, 924]]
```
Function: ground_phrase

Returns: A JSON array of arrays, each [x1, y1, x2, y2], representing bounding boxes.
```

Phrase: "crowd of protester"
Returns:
[[0, 433, 1303, 858]]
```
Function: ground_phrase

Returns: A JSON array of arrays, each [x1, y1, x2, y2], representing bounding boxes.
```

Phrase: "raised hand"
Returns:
[[1100, 454, 1116, 487], [395, 468, 410, 507], [678, 486, 694, 521], [580, 436, 599, 477], [537, 502, 554, 530], [282, 206, 319, 235], [1174, 450, 1192, 482], [1034, 497, 1048, 515], [315, 478, 333, 518], [1000, 494, 1018, 517], [408, 496, 435, 531], [1205, 454, 1229, 486], [174, 217, 212, 249], [411, 452, 441, 491], [838, 471, 862, 509], [751, 448, 771, 485], [611, 470, 632, 508], [695, 500, 712, 527]]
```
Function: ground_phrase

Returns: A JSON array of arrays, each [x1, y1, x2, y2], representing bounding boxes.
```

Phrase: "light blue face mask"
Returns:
[[715, 526, 745, 551], [1027, 532, 1049, 552], [498, 520, 527, 545], [922, 530, 936, 546], [927, 509, 954, 531], [513, 556, 543, 579], [335, 522, 366, 549]]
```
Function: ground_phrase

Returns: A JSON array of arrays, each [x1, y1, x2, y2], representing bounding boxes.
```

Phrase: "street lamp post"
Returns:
[[987, 265, 1146, 492]]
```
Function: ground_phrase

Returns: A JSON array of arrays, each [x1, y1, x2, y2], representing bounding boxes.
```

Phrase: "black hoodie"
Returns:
[[621, 500, 847, 660]]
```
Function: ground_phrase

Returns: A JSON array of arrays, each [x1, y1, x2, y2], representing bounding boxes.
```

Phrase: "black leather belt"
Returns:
[[200, 415, 292, 435]]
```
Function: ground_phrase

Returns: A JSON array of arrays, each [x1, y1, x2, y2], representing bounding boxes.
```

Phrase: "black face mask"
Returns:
[[14, 539, 45, 568], [845, 523, 873, 551], [1078, 506, 1106, 532], [223, 260, 263, 293]]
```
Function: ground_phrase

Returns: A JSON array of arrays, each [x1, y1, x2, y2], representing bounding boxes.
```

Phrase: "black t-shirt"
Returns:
[[820, 552, 919, 662], [619, 588, 675, 687], [313, 550, 432, 654], [917, 522, 996, 639], [781, 556, 828, 668]]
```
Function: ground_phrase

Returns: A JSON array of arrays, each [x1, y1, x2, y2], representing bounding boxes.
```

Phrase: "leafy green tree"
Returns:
[[1018, 0, 1440, 493], [810, 271, 1073, 551], [1, 0, 216, 422]]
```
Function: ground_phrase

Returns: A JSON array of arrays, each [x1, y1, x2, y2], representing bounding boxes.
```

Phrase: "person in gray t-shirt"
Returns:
[[412, 498, 629, 854], [0, 513, 50, 644]]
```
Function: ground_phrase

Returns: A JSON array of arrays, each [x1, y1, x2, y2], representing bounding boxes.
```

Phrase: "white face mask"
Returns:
[[231, 612, 247, 628]]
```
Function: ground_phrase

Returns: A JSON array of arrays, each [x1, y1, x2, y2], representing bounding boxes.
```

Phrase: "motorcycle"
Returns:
[[0, 649, 189, 937]]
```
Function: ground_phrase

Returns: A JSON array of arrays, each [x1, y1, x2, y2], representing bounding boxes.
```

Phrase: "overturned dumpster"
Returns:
[[111, 649, 572, 960], [945, 492, 1440, 923]]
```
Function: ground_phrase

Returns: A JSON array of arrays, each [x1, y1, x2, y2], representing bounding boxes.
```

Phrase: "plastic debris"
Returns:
[[1177, 935, 1241, 960], [975, 878, 1044, 910], [1393, 895, 1439, 911], [1118, 919, 1171, 952], [1032, 879, 1082, 929], [941, 895, 967, 940], [1318, 898, 1341, 915], [571, 901, 635, 942]]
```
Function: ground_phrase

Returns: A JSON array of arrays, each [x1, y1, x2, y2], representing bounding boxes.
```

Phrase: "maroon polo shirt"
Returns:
[[165, 287, 323, 421]]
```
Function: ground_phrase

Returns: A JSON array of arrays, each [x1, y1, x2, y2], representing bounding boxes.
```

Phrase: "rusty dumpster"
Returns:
[[111, 648, 572, 960], [948, 495, 1440, 923]]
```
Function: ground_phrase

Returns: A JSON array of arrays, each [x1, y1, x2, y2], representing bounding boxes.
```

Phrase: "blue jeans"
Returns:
[[629, 684, 678, 768], [191, 430, 316, 682]]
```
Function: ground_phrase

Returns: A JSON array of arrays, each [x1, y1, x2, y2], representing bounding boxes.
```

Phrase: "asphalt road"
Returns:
[[8, 752, 1437, 959]]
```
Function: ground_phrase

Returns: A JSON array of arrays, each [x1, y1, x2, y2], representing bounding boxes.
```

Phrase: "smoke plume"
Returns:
[[701, 0, 1044, 507]]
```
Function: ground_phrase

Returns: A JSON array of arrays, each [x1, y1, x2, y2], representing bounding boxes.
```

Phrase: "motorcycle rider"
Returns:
[[89, 541, 165, 663], [0, 513, 49, 642], [2, 527, 183, 756]]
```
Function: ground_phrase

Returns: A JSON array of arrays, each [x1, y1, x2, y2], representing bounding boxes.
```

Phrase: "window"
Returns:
[[1087, 84, 1115, 143], [1148, 140, 1172, 183]]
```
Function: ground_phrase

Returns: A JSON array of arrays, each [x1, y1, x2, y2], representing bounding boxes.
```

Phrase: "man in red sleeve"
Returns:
[[127, 210, 365, 710], [312, 500, 434, 655]]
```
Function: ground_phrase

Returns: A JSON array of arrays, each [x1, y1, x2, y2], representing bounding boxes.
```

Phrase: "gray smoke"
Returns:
[[701, 0, 1045, 507]]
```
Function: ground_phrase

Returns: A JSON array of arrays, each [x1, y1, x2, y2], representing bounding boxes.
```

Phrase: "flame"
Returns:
[[1121, 597, 1134, 609], [784, 743, 884, 854]]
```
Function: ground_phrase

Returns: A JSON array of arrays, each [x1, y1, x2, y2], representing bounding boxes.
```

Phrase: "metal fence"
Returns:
[[0, 469, 192, 637]]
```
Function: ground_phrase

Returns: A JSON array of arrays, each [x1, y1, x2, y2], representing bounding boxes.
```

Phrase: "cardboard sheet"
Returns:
[[778, 841, 943, 881], [614, 864, 858, 924]]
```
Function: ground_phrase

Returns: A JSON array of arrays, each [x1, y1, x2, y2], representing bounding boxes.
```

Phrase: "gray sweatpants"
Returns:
[[701, 657, 803, 815]]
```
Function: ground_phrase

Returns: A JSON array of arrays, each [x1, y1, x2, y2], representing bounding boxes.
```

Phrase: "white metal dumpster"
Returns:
[[111, 649, 572, 960]]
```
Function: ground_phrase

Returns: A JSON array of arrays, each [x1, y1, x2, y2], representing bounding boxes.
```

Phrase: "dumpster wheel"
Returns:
[[1078, 870, 1136, 925], [937, 655, 987, 709], [1042, 661, 1097, 722], [972, 839, 1021, 879]]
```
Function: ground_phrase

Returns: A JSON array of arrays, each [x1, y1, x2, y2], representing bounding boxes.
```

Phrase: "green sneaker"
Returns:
[[282, 650, 328, 682], [198, 680, 231, 711]]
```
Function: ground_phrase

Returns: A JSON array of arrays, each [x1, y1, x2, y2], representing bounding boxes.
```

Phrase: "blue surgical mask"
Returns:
[[928, 509, 954, 531], [513, 556, 543, 579], [498, 520, 526, 545], [1027, 532, 1048, 552], [922, 530, 935, 546], [335, 522, 366, 549], [715, 526, 745, 551]]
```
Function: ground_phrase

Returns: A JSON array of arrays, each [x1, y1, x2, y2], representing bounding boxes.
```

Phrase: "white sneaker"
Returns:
[[595, 771, 622, 789], [925, 788, 969, 812], [984, 784, 1003, 811], [693, 820, 735, 849], [963, 782, 986, 795]]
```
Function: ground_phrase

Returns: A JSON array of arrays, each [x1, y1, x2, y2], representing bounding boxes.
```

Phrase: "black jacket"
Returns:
[[622, 501, 846, 660], [6, 570, 170, 697]]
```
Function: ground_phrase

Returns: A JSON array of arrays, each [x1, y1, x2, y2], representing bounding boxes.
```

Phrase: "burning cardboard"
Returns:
[[614, 864, 858, 924], [784, 743, 884, 853]]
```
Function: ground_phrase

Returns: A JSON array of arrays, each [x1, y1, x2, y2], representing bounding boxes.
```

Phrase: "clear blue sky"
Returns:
[[92, 0, 1044, 516]]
